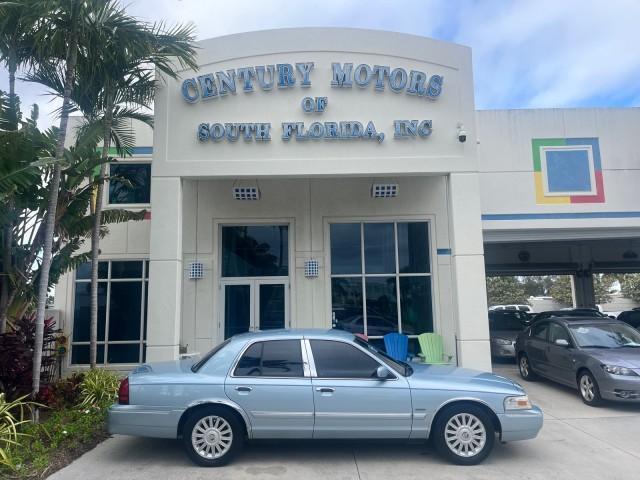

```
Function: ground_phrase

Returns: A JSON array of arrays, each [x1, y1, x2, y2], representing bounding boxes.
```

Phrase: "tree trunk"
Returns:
[[32, 37, 78, 405], [89, 91, 114, 368], [0, 50, 17, 334]]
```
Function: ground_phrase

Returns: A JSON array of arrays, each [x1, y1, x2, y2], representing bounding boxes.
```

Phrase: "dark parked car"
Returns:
[[618, 308, 640, 330], [489, 311, 529, 359], [515, 317, 640, 406], [530, 308, 607, 322]]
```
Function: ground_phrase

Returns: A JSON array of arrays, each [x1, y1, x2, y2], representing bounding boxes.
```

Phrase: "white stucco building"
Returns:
[[54, 29, 640, 372]]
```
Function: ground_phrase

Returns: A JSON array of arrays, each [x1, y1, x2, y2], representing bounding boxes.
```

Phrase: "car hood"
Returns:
[[490, 330, 520, 342], [583, 347, 640, 369], [407, 363, 524, 395]]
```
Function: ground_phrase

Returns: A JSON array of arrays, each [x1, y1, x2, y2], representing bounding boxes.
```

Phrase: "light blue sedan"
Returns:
[[108, 329, 543, 466]]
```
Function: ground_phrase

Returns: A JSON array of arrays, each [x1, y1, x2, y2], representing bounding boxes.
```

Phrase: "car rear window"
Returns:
[[191, 339, 232, 372]]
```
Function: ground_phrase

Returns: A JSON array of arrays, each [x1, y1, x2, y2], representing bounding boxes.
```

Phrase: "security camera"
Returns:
[[457, 124, 467, 143]]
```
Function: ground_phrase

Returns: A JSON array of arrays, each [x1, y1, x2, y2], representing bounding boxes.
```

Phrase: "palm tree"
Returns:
[[0, 2, 35, 333], [84, 18, 197, 368], [29, 10, 197, 367], [8, 0, 146, 401]]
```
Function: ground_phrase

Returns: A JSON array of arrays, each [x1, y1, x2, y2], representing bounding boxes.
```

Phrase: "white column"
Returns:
[[447, 173, 492, 371], [146, 176, 183, 361]]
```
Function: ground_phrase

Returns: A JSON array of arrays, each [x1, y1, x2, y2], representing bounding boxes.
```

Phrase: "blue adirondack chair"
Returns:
[[383, 333, 409, 362]]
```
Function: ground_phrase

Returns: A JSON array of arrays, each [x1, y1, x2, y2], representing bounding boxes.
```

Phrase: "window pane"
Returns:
[[532, 322, 548, 340], [310, 340, 380, 378], [111, 261, 143, 279], [397, 222, 430, 273], [261, 340, 303, 377], [364, 223, 395, 274], [399, 276, 432, 335], [548, 323, 570, 343], [365, 277, 398, 336], [224, 284, 251, 339], [71, 344, 104, 364], [331, 278, 363, 334], [143, 281, 148, 341], [234, 340, 303, 377], [330, 223, 361, 274], [109, 282, 142, 341], [234, 342, 262, 376], [109, 163, 151, 204], [73, 282, 106, 342], [75, 261, 108, 280], [259, 284, 285, 330], [107, 344, 141, 364], [221, 226, 288, 277]]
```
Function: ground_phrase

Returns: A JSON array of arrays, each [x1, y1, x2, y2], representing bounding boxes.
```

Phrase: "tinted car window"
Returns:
[[489, 312, 527, 331], [310, 340, 381, 378], [234, 340, 304, 377], [619, 311, 640, 328], [531, 322, 549, 340], [548, 323, 571, 344]]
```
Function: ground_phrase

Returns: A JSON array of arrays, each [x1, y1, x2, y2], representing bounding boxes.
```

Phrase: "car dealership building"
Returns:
[[54, 28, 640, 372]]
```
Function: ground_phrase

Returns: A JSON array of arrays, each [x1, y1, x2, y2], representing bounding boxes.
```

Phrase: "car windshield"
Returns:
[[191, 339, 232, 372], [569, 323, 640, 349], [354, 337, 412, 377], [489, 313, 526, 331]]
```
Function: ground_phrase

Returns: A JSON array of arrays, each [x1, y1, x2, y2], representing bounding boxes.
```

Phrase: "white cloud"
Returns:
[[1, 0, 638, 130]]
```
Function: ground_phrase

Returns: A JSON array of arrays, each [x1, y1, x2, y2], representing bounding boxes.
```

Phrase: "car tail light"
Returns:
[[118, 377, 129, 405]]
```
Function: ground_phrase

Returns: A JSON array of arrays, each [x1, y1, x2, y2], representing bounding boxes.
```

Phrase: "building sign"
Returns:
[[180, 62, 444, 144]]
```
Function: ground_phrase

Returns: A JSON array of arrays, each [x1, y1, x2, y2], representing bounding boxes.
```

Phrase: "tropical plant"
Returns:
[[30, 8, 197, 367], [0, 315, 56, 401], [78, 369, 119, 408], [0, 1, 36, 334], [0, 393, 35, 469]]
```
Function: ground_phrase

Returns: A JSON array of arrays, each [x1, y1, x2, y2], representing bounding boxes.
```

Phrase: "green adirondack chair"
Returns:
[[417, 333, 454, 364]]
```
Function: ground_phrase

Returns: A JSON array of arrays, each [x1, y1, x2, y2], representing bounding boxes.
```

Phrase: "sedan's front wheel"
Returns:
[[432, 404, 495, 465], [182, 408, 243, 467], [578, 371, 603, 407]]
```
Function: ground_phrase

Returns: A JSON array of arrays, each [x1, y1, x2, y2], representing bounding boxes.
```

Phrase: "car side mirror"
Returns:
[[376, 366, 391, 380], [555, 339, 570, 347]]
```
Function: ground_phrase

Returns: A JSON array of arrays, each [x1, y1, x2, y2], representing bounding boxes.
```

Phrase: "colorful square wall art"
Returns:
[[531, 137, 604, 204]]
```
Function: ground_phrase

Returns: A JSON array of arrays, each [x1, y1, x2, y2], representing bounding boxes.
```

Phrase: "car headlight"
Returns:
[[504, 395, 532, 410], [492, 337, 512, 345], [601, 365, 639, 376]]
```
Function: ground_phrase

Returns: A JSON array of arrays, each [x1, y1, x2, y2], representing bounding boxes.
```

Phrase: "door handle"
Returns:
[[235, 386, 252, 392], [315, 387, 335, 393]]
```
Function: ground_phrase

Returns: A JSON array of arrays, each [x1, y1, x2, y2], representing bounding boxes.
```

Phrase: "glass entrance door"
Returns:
[[222, 280, 289, 339]]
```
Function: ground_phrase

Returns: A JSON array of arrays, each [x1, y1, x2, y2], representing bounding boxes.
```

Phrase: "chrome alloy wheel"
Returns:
[[444, 413, 487, 458], [580, 375, 595, 402], [519, 356, 529, 377], [191, 415, 233, 459]]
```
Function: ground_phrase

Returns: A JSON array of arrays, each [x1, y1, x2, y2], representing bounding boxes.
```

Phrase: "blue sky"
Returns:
[[2, 0, 639, 129]]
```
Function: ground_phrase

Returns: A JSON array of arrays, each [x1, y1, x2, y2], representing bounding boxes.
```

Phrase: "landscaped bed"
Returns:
[[1, 370, 119, 479]]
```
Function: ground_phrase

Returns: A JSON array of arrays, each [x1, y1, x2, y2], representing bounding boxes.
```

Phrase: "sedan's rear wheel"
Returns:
[[182, 408, 243, 467], [433, 404, 495, 465]]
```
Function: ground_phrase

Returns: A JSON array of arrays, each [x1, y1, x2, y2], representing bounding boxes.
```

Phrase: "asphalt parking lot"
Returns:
[[51, 362, 640, 480]]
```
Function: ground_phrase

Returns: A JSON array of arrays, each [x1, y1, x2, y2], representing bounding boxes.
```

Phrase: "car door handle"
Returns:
[[315, 387, 335, 393], [235, 386, 252, 392]]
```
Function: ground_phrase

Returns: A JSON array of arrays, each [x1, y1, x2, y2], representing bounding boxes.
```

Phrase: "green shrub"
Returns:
[[0, 393, 35, 470], [79, 369, 120, 408]]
